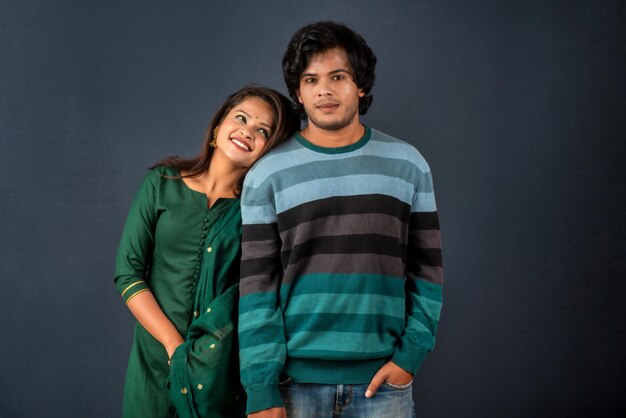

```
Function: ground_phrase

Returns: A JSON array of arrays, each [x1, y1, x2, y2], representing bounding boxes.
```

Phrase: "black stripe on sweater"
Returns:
[[277, 194, 411, 232]]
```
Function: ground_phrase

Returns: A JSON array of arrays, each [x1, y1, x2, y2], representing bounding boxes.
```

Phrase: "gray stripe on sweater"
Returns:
[[408, 229, 442, 249], [278, 213, 409, 250]]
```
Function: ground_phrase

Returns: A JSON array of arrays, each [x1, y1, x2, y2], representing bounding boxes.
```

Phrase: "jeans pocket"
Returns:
[[382, 379, 413, 391]]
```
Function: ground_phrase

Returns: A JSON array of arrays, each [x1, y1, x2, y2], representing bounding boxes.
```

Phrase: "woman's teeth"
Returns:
[[231, 138, 250, 151]]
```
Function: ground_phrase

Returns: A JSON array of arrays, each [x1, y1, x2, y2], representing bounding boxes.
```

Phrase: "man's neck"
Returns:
[[300, 121, 365, 148]]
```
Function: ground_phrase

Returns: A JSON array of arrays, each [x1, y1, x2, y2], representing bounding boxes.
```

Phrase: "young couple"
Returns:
[[115, 21, 443, 418]]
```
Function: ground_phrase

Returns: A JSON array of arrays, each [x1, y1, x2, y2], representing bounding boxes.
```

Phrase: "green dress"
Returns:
[[115, 166, 244, 418]]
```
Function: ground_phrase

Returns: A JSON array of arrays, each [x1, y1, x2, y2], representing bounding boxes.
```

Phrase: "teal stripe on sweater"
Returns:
[[411, 279, 444, 302], [410, 294, 443, 321], [286, 273, 405, 298], [239, 291, 277, 314], [294, 128, 371, 153], [285, 313, 405, 334], [239, 325, 286, 349], [239, 361, 285, 383], [286, 331, 396, 354], [239, 309, 284, 333], [405, 315, 436, 336], [284, 293, 405, 318], [239, 343, 285, 370]]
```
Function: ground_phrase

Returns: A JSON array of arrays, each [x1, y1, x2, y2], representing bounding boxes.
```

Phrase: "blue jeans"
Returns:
[[278, 380, 416, 418]]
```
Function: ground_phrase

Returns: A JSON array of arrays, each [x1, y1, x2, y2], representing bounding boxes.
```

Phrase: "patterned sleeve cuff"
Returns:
[[120, 279, 150, 304]]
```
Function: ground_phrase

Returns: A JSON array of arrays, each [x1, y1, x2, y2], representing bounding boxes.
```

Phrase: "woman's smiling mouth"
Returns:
[[230, 137, 251, 151]]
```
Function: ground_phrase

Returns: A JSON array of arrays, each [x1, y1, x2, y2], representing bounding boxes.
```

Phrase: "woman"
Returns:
[[114, 85, 299, 418]]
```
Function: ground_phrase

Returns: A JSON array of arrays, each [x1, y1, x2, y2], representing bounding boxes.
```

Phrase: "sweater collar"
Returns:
[[294, 126, 371, 154]]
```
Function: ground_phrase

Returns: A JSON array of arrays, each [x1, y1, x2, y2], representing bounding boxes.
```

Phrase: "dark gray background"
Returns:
[[1, 1, 624, 417]]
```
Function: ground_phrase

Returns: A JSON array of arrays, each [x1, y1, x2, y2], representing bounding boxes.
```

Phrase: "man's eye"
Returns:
[[305, 78, 316, 83], [334, 75, 344, 80], [236, 115, 247, 123]]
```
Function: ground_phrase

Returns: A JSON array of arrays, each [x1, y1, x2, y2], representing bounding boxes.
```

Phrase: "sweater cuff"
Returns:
[[120, 279, 150, 304], [391, 343, 428, 375], [245, 383, 284, 414]]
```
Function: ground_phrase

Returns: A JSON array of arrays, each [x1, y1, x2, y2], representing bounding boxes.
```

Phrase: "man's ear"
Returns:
[[358, 88, 365, 98], [296, 90, 303, 104]]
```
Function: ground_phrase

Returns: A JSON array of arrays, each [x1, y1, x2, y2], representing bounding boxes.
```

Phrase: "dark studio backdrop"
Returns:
[[1, 1, 624, 417]]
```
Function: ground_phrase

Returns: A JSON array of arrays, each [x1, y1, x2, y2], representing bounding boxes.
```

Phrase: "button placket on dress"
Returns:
[[167, 198, 244, 416], [192, 212, 212, 289]]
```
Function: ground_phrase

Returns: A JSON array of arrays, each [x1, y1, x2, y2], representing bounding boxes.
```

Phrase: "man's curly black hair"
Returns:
[[282, 21, 377, 119]]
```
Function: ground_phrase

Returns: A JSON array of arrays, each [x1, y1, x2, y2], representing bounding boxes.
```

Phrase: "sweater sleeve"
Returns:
[[391, 164, 444, 374], [238, 175, 286, 414], [114, 170, 158, 303]]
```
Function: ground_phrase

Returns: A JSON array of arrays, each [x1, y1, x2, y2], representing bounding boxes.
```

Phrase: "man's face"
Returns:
[[296, 47, 365, 132]]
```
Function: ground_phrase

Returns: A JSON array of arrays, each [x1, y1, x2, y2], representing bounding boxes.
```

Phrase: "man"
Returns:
[[238, 21, 443, 418]]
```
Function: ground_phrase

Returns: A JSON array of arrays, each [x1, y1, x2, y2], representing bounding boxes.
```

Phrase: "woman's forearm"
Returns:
[[126, 290, 184, 358]]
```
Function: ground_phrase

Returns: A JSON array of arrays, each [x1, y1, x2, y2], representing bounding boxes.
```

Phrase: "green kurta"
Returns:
[[115, 166, 243, 418]]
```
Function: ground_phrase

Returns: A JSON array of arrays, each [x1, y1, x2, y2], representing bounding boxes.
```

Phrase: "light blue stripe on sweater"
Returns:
[[274, 174, 416, 214], [245, 129, 430, 186], [245, 146, 353, 186], [244, 155, 431, 197], [366, 139, 430, 173], [241, 203, 277, 225], [242, 180, 436, 223], [412, 192, 437, 212]]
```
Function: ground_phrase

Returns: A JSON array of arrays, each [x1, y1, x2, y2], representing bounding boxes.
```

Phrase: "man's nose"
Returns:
[[317, 79, 332, 96]]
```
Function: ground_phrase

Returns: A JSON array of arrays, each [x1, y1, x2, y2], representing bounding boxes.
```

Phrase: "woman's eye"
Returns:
[[258, 129, 269, 139], [236, 114, 246, 123]]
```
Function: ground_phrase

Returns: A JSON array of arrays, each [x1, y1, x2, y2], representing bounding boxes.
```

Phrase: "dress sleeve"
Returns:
[[114, 171, 159, 304], [391, 163, 444, 374], [238, 175, 286, 414]]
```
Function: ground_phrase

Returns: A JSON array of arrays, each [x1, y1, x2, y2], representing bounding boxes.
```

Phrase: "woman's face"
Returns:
[[214, 96, 275, 168]]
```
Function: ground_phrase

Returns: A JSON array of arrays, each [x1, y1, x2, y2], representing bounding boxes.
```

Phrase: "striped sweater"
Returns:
[[238, 126, 443, 413]]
